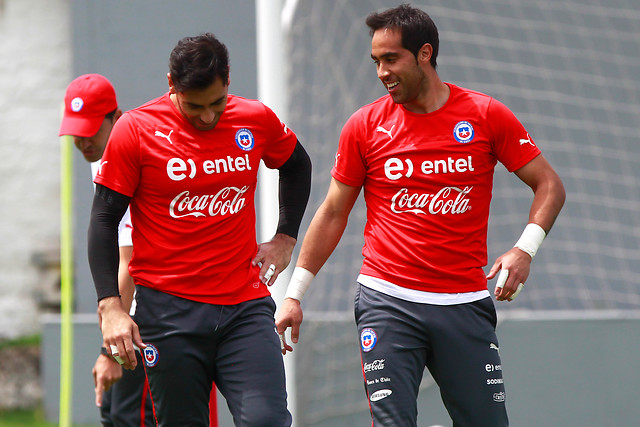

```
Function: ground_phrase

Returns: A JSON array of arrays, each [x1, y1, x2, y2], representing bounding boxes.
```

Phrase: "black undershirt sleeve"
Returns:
[[276, 140, 312, 239], [88, 184, 131, 301]]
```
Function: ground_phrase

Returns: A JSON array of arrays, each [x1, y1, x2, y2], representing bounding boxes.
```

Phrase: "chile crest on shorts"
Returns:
[[235, 128, 255, 151], [360, 328, 377, 352], [143, 344, 159, 367], [453, 121, 474, 143]]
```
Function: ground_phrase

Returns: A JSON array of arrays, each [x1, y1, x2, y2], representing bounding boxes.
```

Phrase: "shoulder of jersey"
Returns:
[[450, 84, 493, 107], [352, 95, 396, 123], [364, 94, 393, 110], [134, 94, 168, 112], [225, 95, 271, 116]]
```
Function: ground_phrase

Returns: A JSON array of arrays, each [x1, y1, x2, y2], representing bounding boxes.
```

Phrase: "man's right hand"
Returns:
[[92, 354, 122, 407], [275, 297, 304, 355], [98, 296, 145, 370]]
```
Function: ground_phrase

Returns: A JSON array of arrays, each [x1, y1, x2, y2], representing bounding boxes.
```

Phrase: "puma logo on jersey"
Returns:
[[155, 129, 174, 145], [376, 125, 395, 140], [490, 343, 500, 352], [519, 134, 534, 146], [97, 161, 108, 175]]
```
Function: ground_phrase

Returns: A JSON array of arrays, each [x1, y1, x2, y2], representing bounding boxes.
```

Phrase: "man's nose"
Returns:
[[377, 64, 390, 80], [201, 109, 216, 124], [75, 137, 91, 149]]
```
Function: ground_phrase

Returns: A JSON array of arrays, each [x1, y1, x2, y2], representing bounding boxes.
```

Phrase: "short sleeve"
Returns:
[[260, 104, 298, 169], [94, 113, 141, 197], [487, 98, 541, 172], [331, 109, 367, 186]]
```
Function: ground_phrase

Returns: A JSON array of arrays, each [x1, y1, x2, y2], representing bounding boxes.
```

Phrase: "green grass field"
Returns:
[[0, 336, 99, 427], [0, 408, 98, 427], [0, 409, 55, 427]]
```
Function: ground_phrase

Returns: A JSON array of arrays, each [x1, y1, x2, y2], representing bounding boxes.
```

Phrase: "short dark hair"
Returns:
[[105, 108, 118, 121], [169, 33, 230, 92], [366, 4, 439, 68]]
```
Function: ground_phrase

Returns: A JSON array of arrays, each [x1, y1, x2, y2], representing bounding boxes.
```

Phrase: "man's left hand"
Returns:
[[487, 247, 532, 301], [252, 234, 296, 285]]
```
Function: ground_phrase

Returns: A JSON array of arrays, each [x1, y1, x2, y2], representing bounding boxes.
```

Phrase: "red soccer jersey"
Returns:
[[95, 93, 297, 304], [332, 83, 541, 293]]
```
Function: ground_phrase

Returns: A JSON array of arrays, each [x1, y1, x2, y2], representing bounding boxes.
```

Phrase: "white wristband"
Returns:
[[284, 267, 315, 302], [514, 223, 546, 258]]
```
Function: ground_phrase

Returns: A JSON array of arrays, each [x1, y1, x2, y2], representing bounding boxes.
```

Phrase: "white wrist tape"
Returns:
[[110, 344, 124, 365], [514, 223, 546, 258], [284, 267, 315, 302], [495, 269, 525, 300]]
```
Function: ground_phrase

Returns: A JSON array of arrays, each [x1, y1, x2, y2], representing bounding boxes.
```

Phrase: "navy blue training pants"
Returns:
[[134, 285, 291, 427], [100, 350, 155, 427], [355, 284, 509, 427]]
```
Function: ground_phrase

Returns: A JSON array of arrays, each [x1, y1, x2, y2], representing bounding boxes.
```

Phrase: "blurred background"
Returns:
[[0, 0, 638, 426]]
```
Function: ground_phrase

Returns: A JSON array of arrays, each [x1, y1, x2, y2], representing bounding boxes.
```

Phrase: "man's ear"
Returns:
[[113, 109, 123, 122], [418, 43, 433, 66], [167, 73, 176, 94]]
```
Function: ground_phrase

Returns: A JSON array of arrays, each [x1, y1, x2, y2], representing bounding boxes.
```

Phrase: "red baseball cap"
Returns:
[[59, 74, 118, 137]]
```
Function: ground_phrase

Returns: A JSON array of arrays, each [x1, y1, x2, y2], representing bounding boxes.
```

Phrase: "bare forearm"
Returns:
[[297, 205, 349, 275], [527, 172, 565, 233], [515, 155, 566, 234]]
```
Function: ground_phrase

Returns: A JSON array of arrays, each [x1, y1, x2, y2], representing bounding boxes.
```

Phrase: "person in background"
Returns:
[[59, 73, 155, 426], [276, 4, 565, 426]]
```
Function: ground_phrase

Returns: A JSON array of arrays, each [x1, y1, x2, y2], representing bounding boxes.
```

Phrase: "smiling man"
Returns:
[[276, 4, 565, 426], [88, 33, 311, 426]]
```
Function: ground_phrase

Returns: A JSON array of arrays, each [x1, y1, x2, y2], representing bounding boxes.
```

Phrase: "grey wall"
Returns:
[[41, 315, 103, 424]]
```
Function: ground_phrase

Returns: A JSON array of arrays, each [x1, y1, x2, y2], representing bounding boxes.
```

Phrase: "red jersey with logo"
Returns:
[[332, 83, 541, 293], [95, 93, 297, 304]]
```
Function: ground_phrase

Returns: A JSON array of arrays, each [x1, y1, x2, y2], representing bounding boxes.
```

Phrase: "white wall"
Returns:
[[0, 0, 70, 338]]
